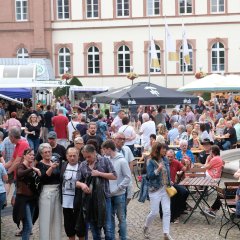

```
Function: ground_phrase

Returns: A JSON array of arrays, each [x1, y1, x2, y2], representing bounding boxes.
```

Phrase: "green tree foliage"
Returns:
[[54, 77, 82, 98]]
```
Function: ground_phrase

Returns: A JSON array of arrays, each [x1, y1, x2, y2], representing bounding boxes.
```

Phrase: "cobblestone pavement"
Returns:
[[1, 185, 239, 240]]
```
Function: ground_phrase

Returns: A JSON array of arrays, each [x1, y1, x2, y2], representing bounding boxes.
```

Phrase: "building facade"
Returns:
[[1, 0, 240, 89]]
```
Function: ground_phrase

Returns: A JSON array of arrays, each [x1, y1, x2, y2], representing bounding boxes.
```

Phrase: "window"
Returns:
[[149, 45, 161, 73], [17, 48, 29, 58], [147, 0, 160, 16], [179, 0, 192, 14], [211, 42, 224, 72], [118, 45, 130, 74], [211, 0, 224, 13], [15, 0, 28, 21], [88, 46, 100, 74], [58, 48, 71, 75], [117, 0, 129, 17], [179, 44, 193, 72], [86, 0, 99, 18], [57, 0, 70, 19]]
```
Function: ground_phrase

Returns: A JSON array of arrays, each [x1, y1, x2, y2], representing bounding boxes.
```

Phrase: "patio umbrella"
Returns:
[[92, 82, 198, 105], [178, 74, 227, 92]]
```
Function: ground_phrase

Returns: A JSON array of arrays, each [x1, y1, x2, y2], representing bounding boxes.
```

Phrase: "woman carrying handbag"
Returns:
[[143, 142, 174, 240]]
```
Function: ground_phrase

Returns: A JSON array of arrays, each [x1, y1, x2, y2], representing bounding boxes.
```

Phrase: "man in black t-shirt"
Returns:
[[78, 97, 88, 113], [219, 121, 237, 150], [35, 131, 66, 163], [82, 122, 103, 149]]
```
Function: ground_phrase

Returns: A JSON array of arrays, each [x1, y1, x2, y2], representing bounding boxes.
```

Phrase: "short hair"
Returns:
[[38, 143, 51, 155], [86, 139, 100, 153], [142, 113, 149, 121], [122, 116, 129, 125], [200, 123, 206, 132], [180, 140, 188, 146], [58, 109, 64, 114], [151, 142, 167, 161], [150, 134, 156, 140], [81, 116, 86, 122], [211, 145, 220, 156], [178, 125, 185, 132], [88, 122, 96, 128], [72, 130, 80, 141], [101, 140, 116, 151], [66, 147, 78, 155], [72, 113, 78, 119], [11, 112, 17, 118], [74, 136, 83, 144], [167, 149, 175, 156], [98, 113, 104, 119], [113, 132, 125, 139], [118, 109, 125, 114], [46, 105, 51, 110], [8, 127, 21, 139], [82, 144, 96, 154]]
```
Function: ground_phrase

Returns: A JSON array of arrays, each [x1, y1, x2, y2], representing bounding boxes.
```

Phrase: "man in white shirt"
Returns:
[[139, 113, 156, 150], [111, 109, 125, 133]]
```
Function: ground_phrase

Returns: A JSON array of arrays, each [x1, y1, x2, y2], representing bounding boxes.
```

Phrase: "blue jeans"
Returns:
[[27, 138, 40, 154], [22, 202, 35, 240], [90, 197, 112, 240], [222, 140, 231, 150], [0, 192, 6, 211], [111, 194, 127, 240]]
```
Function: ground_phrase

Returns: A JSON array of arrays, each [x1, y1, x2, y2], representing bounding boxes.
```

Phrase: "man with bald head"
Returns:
[[220, 120, 237, 150]]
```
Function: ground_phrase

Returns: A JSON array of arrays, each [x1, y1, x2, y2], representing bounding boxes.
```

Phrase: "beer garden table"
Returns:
[[179, 176, 220, 224]]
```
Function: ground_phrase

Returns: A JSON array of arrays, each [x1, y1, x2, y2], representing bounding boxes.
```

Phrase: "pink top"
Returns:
[[4, 118, 21, 130], [207, 156, 224, 179]]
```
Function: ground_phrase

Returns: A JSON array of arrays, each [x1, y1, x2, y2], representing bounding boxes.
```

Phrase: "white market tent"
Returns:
[[178, 74, 240, 92]]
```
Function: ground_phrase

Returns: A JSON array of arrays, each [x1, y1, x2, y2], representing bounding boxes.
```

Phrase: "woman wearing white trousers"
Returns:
[[143, 142, 173, 240], [37, 143, 62, 240]]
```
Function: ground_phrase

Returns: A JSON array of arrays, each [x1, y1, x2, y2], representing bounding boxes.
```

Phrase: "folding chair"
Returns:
[[132, 157, 143, 198], [218, 182, 240, 239]]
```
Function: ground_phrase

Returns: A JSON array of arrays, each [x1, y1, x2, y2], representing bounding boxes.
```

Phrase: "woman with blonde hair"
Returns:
[[156, 124, 168, 144], [215, 118, 226, 136], [25, 113, 42, 154]]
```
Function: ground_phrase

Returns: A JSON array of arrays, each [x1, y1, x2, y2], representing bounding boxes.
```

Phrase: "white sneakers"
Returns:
[[164, 233, 174, 240], [143, 227, 174, 240]]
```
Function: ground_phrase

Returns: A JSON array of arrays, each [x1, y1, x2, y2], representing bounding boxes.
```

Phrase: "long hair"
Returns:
[[150, 142, 167, 161]]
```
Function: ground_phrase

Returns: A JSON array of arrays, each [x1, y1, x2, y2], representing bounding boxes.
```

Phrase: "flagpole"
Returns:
[[148, 18, 151, 83], [182, 18, 185, 86], [164, 15, 168, 88]]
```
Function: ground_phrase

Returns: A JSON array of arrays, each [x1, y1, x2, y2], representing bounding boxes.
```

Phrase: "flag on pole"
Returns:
[[150, 37, 160, 70], [182, 23, 190, 65], [165, 22, 179, 61]]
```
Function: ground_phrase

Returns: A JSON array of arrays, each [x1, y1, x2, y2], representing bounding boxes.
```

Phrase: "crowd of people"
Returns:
[[0, 94, 239, 240]]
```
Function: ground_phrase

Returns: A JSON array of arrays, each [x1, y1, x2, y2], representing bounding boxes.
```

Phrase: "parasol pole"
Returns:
[[164, 15, 168, 88], [181, 17, 185, 86], [148, 18, 151, 83]]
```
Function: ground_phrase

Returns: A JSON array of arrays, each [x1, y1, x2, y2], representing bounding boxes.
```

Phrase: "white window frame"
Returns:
[[148, 45, 161, 73], [17, 48, 29, 58], [57, 0, 70, 20], [86, 0, 99, 19], [88, 46, 100, 75], [211, 42, 225, 73], [116, 0, 129, 17], [118, 45, 131, 74], [58, 47, 71, 75], [147, 0, 160, 16], [179, 0, 192, 15], [179, 44, 193, 73], [211, 0, 225, 13], [15, 0, 28, 21]]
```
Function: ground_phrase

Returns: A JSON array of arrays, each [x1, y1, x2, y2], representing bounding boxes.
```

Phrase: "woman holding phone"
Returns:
[[36, 143, 61, 240]]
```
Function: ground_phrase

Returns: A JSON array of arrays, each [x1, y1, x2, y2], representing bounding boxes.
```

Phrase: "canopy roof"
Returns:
[[93, 82, 198, 105], [178, 74, 240, 92], [0, 93, 24, 104]]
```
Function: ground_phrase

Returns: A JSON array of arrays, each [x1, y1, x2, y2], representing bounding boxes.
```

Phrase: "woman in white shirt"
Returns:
[[118, 116, 136, 153]]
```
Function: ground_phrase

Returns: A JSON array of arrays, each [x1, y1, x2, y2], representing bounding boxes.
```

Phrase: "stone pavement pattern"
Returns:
[[1, 195, 239, 240]]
